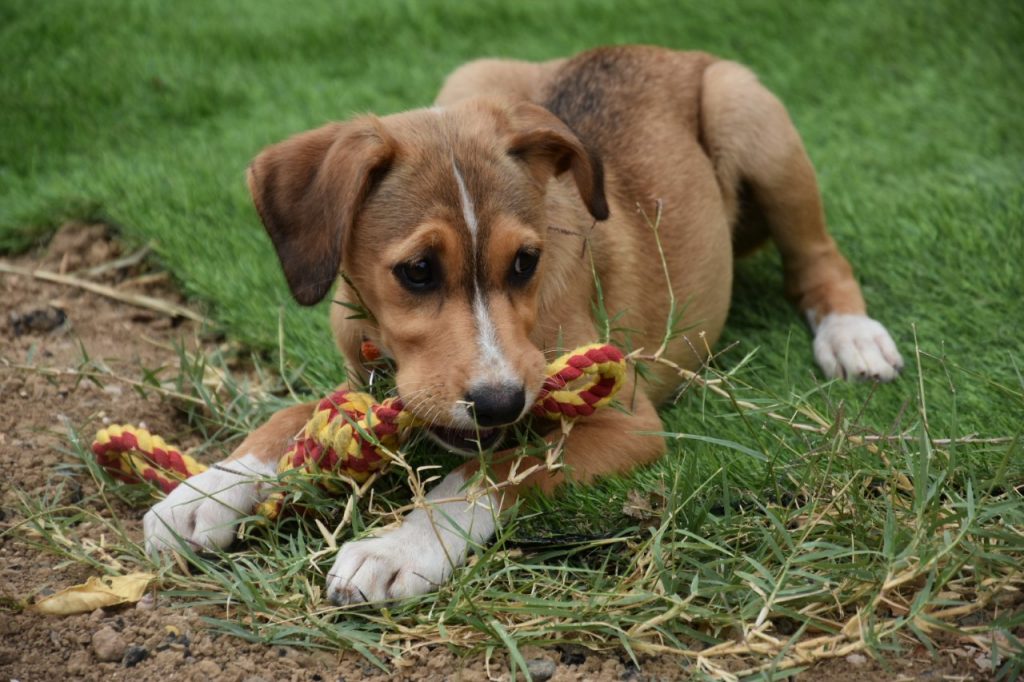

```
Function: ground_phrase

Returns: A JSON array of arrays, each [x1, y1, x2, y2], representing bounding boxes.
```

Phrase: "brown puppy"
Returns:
[[144, 46, 902, 603]]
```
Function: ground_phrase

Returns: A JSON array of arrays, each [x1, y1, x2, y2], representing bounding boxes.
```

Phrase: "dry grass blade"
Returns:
[[80, 244, 152, 277]]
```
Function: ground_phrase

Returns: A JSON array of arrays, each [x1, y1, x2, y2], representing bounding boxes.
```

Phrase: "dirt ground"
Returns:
[[0, 225, 1005, 681]]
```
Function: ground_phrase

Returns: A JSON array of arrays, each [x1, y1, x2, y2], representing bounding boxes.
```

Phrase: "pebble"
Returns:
[[9, 306, 67, 336], [123, 645, 148, 668], [846, 653, 867, 666], [525, 657, 557, 682], [559, 645, 587, 666], [66, 650, 91, 676], [92, 626, 127, 662], [152, 649, 180, 667], [191, 658, 221, 680]]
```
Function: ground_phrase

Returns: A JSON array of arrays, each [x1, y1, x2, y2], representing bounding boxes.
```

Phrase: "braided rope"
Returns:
[[255, 392, 419, 518], [92, 343, 626, 517], [92, 425, 208, 494], [532, 343, 625, 420]]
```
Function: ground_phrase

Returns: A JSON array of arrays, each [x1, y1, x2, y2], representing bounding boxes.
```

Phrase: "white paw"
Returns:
[[812, 313, 903, 381], [325, 524, 454, 604], [325, 469, 499, 605], [143, 454, 276, 555]]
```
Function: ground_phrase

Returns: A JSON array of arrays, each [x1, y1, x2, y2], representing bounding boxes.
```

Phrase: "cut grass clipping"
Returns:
[[8, 262, 1024, 681]]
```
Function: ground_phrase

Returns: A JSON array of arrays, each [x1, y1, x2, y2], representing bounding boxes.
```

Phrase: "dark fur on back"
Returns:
[[542, 47, 636, 144], [541, 47, 715, 211]]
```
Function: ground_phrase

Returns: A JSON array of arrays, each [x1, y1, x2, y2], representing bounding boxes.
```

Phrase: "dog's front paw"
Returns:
[[143, 454, 275, 556], [812, 313, 903, 381], [325, 524, 455, 605]]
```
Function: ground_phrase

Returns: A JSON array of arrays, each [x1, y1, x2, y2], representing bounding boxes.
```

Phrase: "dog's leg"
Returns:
[[702, 61, 903, 381], [500, 389, 667, 496], [326, 380, 664, 604], [143, 402, 314, 555]]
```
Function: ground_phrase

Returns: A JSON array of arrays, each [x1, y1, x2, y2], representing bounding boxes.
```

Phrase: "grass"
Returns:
[[10, 339, 1024, 678], [2, 0, 1023, 678]]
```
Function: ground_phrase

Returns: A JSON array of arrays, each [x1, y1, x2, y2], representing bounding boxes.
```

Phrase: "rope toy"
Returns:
[[93, 426, 206, 495], [92, 342, 625, 519]]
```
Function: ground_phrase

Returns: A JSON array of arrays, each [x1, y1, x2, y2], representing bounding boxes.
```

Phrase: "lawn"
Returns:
[[3, 0, 1023, 677]]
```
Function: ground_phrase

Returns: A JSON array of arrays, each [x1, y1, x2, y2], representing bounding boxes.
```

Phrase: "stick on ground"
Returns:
[[0, 260, 205, 323]]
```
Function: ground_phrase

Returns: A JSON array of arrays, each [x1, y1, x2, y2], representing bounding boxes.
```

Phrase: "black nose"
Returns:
[[464, 383, 526, 427]]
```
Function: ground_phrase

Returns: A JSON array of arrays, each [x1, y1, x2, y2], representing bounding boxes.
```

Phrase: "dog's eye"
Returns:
[[394, 258, 439, 292], [509, 249, 540, 285]]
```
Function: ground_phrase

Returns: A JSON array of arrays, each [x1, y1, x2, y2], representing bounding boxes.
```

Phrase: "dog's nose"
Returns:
[[464, 383, 526, 427]]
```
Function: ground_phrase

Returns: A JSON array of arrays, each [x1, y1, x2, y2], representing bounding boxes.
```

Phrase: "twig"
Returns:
[[80, 244, 152, 277], [116, 272, 169, 289], [0, 261, 205, 323]]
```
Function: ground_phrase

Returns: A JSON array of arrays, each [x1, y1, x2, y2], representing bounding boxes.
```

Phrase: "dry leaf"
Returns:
[[34, 573, 155, 615], [622, 488, 667, 528]]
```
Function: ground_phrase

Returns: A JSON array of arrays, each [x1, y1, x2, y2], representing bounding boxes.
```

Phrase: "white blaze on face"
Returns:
[[452, 161, 516, 386]]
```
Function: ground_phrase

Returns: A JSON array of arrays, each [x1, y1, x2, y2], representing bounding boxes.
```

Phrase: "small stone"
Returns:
[[559, 645, 587, 666], [136, 593, 157, 611], [525, 658, 557, 682], [601, 658, 625, 678], [92, 626, 127, 662], [152, 649, 180, 667], [845, 653, 867, 666], [192, 637, 215, 657], [9, 306, 67, 336], [123, 645, 148, 668], [67, 650, 92, 675], [191, 658, 221, 680]]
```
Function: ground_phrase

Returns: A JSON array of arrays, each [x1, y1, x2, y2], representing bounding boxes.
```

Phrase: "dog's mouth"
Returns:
[[426, 424, 506, 454]]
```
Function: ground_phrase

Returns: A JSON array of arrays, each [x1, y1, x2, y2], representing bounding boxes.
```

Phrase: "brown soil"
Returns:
[[0, 225, 1002, 681]]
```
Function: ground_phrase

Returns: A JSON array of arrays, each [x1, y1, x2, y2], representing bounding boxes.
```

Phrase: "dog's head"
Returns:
[[247, 98, 607, 453]]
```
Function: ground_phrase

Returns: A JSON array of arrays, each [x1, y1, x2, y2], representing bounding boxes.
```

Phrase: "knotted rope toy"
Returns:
[[92, 342, 626, 519]]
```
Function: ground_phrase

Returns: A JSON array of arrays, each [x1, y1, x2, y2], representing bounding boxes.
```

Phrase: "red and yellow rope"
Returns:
[[532, 343, 625, 419], [92, 424, 208, 494], [92, 343, 626, 518]]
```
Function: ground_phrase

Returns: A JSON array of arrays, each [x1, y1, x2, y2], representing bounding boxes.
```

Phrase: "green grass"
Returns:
[[3, 0, 1023, 678]]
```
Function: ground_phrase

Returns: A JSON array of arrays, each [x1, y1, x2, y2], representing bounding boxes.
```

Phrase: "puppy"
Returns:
[[144, 46, 902, 603]]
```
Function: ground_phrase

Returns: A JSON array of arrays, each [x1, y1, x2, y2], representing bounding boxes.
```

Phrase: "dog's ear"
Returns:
[[247, 119, 393, 305], [506, 102, 609, 221]]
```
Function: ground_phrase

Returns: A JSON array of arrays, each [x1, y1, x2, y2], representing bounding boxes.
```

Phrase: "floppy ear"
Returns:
[[507, 102, 609, 221], [247, 119, 393, 305]]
